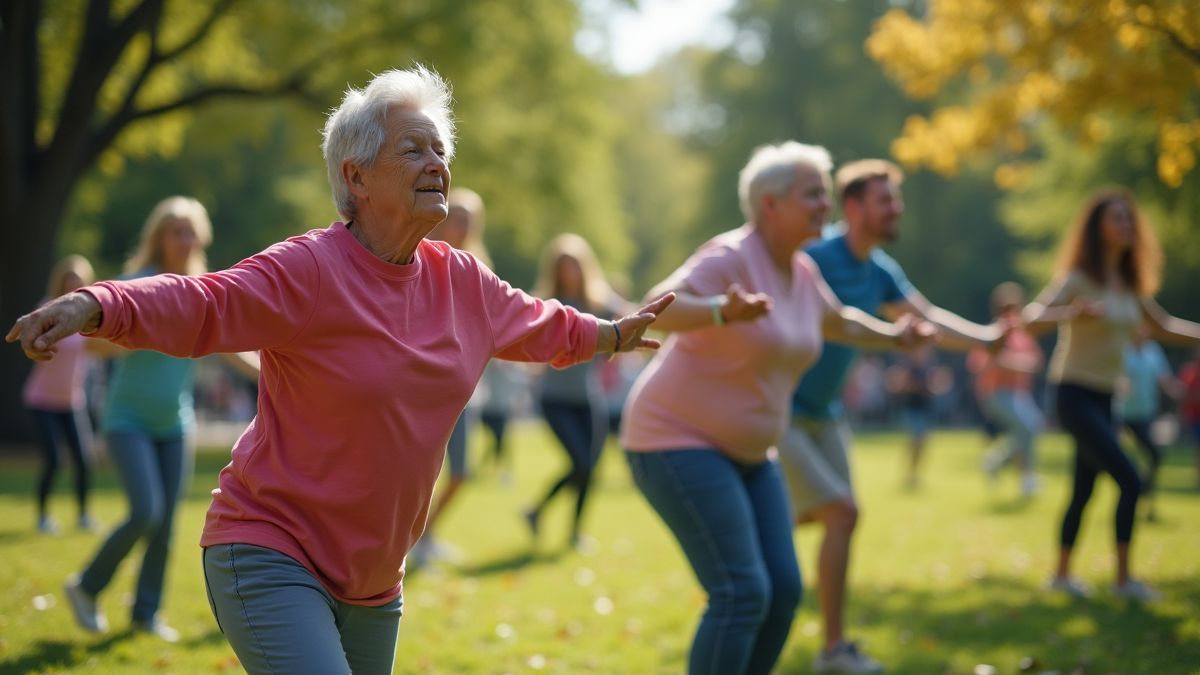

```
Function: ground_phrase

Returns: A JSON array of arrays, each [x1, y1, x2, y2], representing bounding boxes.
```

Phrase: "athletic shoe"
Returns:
[[132, 618, 181, 643], [77, 514, 100, 532], [1112, 579, 1161, 603], [1020, 474, 1041, 497], [37, 515, 60, 535], [64, 575, 108, 633], [813, 640, 884, 674], [1046, 576, 1091, 598]]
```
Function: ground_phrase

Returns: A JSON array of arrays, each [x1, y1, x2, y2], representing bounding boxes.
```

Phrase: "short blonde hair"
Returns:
[[532, 233, 615, 313], [124, 196, 212, 276], [46, 255, 95, 299], [738, 141, 833, 223], [447, 187, 492, 266]]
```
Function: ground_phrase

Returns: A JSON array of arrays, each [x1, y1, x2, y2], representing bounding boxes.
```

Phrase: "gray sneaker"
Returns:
[[813, 640, 884, 674], [132, 618, 181, 643], [1046, 576, 1092, 598], [1112, 579, 1161, 603], [64, 576, 108, 633]]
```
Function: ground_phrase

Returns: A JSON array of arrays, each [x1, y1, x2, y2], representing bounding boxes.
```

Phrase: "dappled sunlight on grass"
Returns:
[[1, 426, 1197, 673]]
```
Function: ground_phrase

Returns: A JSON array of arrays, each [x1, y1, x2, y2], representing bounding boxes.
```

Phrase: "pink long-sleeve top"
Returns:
[[82, 222, 599, 605]]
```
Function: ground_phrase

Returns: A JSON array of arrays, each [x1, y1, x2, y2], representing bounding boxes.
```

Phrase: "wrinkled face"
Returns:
[[1100, 200, 1135, 252], [768, 164, 832, 245], [849, 177, 904, 243], [354, 106, 451, 235], [556, 255, 584, 298], [159, 216, 201, 272], [427, 204, 471, 248]]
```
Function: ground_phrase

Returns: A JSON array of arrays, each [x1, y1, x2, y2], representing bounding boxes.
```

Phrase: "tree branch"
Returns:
[[158, 0, 238, 62], [1137, 19, 1200, 66]]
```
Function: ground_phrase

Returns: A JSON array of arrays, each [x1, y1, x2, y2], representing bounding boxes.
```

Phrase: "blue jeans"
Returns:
[[79, 429, 189, 622], [203, 544, 402, 675], [30, 407, 93, 519], [626, 449, 802, 675], [983, 389, 1043, 468]]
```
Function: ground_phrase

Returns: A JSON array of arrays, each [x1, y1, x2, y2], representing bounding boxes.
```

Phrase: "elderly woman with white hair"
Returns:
[[7, 66, 672, 674], [620, 141, 932, 675]]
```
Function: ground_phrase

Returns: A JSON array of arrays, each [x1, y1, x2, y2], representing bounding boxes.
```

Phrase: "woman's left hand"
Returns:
[[613, 293, 676, 352]]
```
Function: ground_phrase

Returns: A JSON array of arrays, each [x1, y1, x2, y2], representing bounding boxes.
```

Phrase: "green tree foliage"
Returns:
[[677, 0, 1020, 320], [1001, 120, 1200, 320]]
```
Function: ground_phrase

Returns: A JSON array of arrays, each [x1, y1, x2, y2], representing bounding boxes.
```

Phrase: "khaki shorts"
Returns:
[[776, 416, 854, 519]]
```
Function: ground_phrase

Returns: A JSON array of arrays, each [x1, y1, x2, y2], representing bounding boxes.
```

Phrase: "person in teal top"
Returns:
[[1118, 326, 1179, 520], [63, 196, 258, 643], [775, 159, 1003, 674]]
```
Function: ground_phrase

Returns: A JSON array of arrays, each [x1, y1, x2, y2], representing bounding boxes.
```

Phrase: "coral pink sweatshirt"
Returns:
[[83, 222, 598, 605]]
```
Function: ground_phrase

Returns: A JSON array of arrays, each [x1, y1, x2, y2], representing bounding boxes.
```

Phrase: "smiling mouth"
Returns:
[[416, 187, 444, 195]]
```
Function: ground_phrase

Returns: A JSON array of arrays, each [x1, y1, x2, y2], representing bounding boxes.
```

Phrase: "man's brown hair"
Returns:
[[835, 159, 904, 204]]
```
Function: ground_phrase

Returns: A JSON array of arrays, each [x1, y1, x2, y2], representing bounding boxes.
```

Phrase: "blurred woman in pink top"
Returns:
[[22, 255, 97, 534], [968, 281, 1045, 496], [620, 141, 932, 675], [7, 66, 672, 675]]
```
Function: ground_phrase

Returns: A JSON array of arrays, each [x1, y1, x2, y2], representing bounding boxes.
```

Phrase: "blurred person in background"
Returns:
[[783, 159, 1001, 674], [887, 343, 953, 489], [1024, 187, 1200, 602], [60, 196, 255, 642], [969, 281, 1045, 497], [412, 186, 492, 566], [524, 233, 631, 550], [7, 67, 672, 673], [22, 255, 98, 535], [1180, 347, 1200, 490], [1117, 324, 1179, 521]]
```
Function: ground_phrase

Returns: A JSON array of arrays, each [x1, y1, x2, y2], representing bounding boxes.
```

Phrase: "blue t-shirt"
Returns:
[[791, 228, 913, 420], [102, 269, 196, 438], [1119, 341, 1170, 421]]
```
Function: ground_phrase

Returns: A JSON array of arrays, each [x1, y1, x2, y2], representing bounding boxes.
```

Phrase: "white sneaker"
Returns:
[[1046, 576, 1091, 598], [813, 640, 884, 674], [1020, 474, 1041, 497], [37, 515, 60, 535], [1112, 579, 1161, 603], [132, 618, 181, 643], [64, 575, 108, 633]]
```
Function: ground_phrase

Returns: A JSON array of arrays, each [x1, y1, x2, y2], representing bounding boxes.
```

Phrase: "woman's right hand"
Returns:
[[5, 292, 102, 361], [719, 283, 773, 324]]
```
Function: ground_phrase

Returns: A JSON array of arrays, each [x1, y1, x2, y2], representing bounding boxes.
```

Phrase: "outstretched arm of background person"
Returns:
[[816, 269, 938, 350], [882, 289, 1002, 351], [642, 280, 772, 333], [1141, 297, 1200, 348]]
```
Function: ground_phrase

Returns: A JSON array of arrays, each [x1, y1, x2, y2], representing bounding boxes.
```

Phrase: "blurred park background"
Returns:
[[2, 1, 1200, 673], [2, 0, 1198, 442]]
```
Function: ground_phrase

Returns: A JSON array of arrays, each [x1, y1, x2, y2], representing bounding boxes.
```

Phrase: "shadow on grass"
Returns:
[[776, 573, 1199, 675], [451, 548, 567, 577], [0, 626, 227, 675]]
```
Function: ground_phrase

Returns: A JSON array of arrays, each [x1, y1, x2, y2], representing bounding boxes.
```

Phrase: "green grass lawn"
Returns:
[[1, 424, 1198, 674]]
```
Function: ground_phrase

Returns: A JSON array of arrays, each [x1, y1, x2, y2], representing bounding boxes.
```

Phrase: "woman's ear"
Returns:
[[343, 160, 369, 200]]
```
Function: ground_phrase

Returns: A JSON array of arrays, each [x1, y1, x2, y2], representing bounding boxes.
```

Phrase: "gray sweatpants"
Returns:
[[203, 543, 403, 675]]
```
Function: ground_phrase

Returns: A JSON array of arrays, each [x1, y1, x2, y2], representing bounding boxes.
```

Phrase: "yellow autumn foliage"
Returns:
[[867, 0, 1200, 187]]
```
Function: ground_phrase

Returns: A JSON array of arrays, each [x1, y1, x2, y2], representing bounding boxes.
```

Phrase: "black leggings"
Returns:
[[1123, 418, 1162, 494], [1056, 383, 1142, 547], [31, 408, 93, 517], [534, 398, 604, 536]]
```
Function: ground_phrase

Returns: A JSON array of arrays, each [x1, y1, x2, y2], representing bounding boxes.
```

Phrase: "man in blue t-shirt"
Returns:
[[777, 159, 1002, 674]]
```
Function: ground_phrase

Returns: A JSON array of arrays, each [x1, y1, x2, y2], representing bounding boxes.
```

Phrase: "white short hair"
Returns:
[[322, 65, 456, 219], [737, 141, 833, 223]]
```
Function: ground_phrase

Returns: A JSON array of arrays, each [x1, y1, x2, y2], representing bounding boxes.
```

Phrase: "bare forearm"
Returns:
[[924, 306, 996, 350], [644, 291, 724, 333], [1150, 316, 1200, 347], [823, 307, 902, 350]]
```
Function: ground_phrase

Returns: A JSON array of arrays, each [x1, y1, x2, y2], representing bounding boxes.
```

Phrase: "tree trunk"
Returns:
[[1, 187, 72, 447]]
